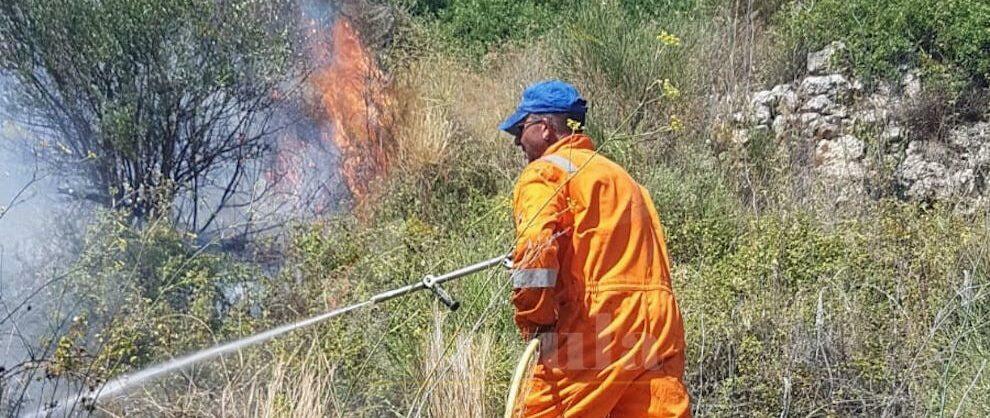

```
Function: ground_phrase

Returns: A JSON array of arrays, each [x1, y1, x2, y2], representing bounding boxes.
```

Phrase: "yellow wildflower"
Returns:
[[657, 30, 681, 46], [668, 115, 684, 133], [662, 79, 680, 100], [566, 118, 583, 132]]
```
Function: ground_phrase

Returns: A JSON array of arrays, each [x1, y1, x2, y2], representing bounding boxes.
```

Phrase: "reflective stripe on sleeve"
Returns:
[[541, 154, 577, 174], [512, 268, 558, 288]]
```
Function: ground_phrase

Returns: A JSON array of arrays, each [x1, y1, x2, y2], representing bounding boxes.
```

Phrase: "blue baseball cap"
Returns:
[[499, 80, 587, 136]]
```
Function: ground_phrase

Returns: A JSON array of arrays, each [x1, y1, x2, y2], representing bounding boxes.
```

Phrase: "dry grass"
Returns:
[[417, 309, 493, 418], [389, 47, 555, 181], [101, 346, 337, 417], [393, 82, 455, 175], [237, 353, 334, 418]]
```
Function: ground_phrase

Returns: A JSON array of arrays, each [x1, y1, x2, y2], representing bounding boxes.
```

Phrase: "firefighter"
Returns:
[[502, 80, 690, 417]]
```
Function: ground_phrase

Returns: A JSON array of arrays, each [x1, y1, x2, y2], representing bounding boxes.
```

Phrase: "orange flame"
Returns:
[[310, 18, 392, 207]]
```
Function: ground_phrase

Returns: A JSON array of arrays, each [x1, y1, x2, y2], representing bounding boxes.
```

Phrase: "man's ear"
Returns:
[[541, 122, 555, 144]]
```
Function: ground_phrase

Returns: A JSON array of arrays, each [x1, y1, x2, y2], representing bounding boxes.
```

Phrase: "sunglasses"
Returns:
[[521, 118, 546, 130], [515, 118, 547, 137]]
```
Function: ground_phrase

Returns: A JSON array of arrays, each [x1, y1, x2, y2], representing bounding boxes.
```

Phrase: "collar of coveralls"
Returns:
[[540, 133, 595, 158]]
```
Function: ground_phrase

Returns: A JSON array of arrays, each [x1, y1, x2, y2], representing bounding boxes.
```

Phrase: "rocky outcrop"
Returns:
[[807, 41, 845, 76], [724, 43, 989, 207], [896, 122, 989, 205], [815, 134, 866, 181]]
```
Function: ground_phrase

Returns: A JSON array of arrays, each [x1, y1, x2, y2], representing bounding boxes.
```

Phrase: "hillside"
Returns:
[[0, 0, 988, 416]]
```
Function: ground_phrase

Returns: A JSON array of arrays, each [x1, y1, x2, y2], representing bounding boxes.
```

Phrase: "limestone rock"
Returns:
[[770, 84, 794, 97], [799, 74, 850, 97], [753, 105, 773, 125], [828, 105, 848, 119], [801, 94, 832, 113], [852, 105, 889, 127], [772, 114, 794, 138], [750, 90, 776, 125], [896, 122, 990, 202], [771, 84, 799, 115], [815, 135, 866, 180], [752, 90, 776, 107], [811, 120, 841, 140], [820, 134, 865, 160], [881, 126, 903, 142], [902, 70, 921, 99], [897, 141, 952, 200], [722, 44, 989, 209], [799, 112, 821, 125], [777, 90, 800, 114], [948, 121, 989, 149], [807, 41, 846, 75]]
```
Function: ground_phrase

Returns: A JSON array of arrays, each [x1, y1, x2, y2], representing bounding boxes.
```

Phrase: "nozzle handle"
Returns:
[[423, 275, 460, 311]]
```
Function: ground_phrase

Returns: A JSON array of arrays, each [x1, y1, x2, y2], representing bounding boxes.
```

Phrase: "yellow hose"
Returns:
[[504, 338, 541, 418]]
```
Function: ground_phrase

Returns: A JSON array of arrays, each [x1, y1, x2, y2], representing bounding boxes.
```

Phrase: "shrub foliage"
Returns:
[[778, 0, 990, 86]]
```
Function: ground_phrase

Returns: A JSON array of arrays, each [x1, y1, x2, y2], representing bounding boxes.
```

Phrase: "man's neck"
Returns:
[[543, 133, 594, 157]]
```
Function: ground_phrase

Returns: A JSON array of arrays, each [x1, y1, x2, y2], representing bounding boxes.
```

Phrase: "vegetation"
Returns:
[[776, 0, 990, 87], [394, 0, 704, 62], [2, 0, 988, 416], [0, 0, 301, 227], [49, 213, 261, 382]]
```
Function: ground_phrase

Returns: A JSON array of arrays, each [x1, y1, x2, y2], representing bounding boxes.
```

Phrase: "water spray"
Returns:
[[36, 254, 512, 417]]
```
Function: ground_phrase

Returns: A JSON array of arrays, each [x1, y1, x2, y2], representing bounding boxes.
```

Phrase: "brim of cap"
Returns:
[[498, 109, 529, 136]]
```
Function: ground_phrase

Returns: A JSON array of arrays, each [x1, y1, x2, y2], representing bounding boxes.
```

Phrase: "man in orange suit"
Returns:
[[502, 80, 690, 417]]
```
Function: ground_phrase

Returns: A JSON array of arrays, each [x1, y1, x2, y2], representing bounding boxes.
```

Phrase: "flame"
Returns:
[[310, 18, 393, 206]]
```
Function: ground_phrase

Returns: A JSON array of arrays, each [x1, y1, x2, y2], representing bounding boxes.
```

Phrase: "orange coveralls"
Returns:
[[510, 134, 690, 417]]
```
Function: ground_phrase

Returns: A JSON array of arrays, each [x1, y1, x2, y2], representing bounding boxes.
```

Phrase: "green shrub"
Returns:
[[678, 202, 990, 415], [396, 0, 561, 59], [265, 198, 517, 415], [548, 1, 695, 137], [640, 142, 742, 264], [396, 0, 711, 61], [777, 0, 990, 86], [51, 212, 262, 381]]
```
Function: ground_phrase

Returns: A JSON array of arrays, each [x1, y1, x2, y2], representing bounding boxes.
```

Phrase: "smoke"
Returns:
[[1, 0, 396, 413], [0, 77, 96, 415], [177, 0, 394, 242]]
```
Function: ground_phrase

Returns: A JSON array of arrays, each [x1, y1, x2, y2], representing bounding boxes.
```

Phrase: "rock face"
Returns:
[[896, 122, 990, 205], [807, 41, 845, 75], [725, 43, 989, 207], [816, 135, 866, 180]]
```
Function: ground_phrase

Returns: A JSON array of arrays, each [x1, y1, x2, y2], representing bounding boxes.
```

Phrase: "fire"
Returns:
[[310, 18, 393, 207]]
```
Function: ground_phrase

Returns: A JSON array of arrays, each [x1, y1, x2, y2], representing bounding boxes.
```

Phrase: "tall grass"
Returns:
[[420, 309, 493, 418], [101, 345, 336, 417]]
